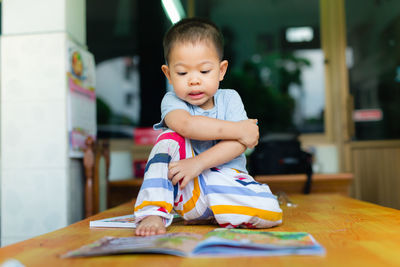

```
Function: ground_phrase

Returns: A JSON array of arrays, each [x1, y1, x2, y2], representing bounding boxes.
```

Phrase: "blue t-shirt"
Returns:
[[153, 89, 248, 173]]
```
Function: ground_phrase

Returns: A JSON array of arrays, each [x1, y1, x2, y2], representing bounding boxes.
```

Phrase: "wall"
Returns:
[[0, 0, 86, 246]]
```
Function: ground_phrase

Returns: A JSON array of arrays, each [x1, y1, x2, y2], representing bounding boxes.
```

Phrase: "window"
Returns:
[[199, 0, 325, 136], [346, 0, 400, 140], [87, 0, 168, 138], [88, 0, 326, 138]]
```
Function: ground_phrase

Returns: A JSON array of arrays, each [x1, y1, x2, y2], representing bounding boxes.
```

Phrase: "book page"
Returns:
[[62, 233, 203, 258]]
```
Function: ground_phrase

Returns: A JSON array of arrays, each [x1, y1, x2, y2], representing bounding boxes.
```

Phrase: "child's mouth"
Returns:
[[189, 92, 204, 99]]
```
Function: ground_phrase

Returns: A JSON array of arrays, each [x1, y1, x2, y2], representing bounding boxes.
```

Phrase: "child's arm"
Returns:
[[168, 140, 246, 189], [164, 109, 259, 148]]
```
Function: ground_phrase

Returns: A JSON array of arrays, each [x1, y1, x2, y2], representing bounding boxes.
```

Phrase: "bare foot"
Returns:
[[135, 216, 166, 236]]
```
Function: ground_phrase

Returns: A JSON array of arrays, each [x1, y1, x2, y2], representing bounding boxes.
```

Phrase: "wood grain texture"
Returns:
[[83, 139, 111, 217], [351, 143, 400, 209], [1, 194, 400, 266], [108, 179, 142, 208], [255, 173, 353, 196]]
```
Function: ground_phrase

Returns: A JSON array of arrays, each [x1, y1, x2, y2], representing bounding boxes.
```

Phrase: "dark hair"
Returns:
[[163, 17, 224, 64]]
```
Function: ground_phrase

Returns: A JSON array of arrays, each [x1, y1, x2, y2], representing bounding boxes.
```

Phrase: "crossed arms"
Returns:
[[164, 109, 259, 188]]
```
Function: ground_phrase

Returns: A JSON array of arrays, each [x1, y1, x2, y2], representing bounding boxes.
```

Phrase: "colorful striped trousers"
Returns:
[[133, 130, 283, 228]]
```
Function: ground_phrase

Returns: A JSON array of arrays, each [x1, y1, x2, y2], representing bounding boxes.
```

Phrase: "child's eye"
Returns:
[[200, 70, 210, 74], [177, 72, 187, 76]]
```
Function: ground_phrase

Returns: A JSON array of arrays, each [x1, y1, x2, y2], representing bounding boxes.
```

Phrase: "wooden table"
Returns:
[[255, 173, 354, 196], [1, 194, 400, 266]]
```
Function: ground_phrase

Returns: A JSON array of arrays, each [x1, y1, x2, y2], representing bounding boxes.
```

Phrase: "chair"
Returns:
[[83, 137, 110, 217]]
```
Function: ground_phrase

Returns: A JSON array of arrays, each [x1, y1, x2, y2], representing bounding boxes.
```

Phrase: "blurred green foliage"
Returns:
[[222, 52, 310, 135]]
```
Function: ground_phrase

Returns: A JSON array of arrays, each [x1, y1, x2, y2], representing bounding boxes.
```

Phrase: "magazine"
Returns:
[[62, 229, 325, 258], [90, 214, 182, 228]]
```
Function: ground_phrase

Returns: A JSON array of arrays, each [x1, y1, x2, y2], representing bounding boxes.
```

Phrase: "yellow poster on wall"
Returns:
[[67, 39, 96, 158]]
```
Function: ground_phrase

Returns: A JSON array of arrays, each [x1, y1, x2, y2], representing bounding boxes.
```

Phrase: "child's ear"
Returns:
[[161, 64, 172, 83], [219, 60, 228, 81]]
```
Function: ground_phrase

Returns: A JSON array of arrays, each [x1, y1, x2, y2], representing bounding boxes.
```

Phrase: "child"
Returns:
[[134, 17, 282, 236]]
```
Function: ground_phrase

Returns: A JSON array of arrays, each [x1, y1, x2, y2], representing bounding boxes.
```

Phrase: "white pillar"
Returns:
[[1, 0, 87, 246]]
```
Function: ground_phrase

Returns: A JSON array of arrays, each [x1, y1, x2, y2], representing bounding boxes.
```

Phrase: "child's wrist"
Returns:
[[195, 155, 209, 173], [232, 121, 243, 139]]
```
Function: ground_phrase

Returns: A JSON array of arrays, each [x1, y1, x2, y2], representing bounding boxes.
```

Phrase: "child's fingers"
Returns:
[[171, 172, 184, 185], [168, 161, 177, 169], [249, 118, 258, 124], [180, 177, 189, 189], [168, 167, 177, 179], [168, 162, 181, 179]]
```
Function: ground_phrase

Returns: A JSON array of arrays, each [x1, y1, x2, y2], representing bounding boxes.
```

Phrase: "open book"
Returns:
[[90, 214, 137, 228], [89, 214, 182, 228], [62, 229, 325, 258]]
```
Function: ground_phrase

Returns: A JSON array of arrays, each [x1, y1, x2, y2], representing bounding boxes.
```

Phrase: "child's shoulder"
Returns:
[[216, 88, 240, 97], [216, 89, 243, 103]]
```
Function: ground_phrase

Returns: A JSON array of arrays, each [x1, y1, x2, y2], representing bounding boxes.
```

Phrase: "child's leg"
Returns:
[[133, 130, 182, 235], [133, 130, 209, 235], [200, 168, 283, 228]]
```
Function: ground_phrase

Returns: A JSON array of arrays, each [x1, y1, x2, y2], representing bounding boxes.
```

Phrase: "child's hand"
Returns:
[[238, 119, 259, 148], [168, 158, 203, 189]]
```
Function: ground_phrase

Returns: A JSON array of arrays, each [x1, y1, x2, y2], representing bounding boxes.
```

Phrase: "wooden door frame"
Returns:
[[301, 0, 352, 173]]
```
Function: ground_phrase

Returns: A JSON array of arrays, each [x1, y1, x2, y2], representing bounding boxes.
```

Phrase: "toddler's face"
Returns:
[[162, 41, 228, 110]]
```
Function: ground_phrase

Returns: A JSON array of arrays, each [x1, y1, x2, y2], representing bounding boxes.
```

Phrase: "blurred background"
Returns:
[[91, 0, 325, 138], [88, 0, 400, 141]]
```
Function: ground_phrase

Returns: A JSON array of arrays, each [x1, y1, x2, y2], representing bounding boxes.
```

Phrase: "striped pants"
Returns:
[[133, 130, 283, 228]]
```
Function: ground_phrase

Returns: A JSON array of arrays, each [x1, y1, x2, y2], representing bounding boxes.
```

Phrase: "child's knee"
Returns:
[[153, 131, 187, 160]]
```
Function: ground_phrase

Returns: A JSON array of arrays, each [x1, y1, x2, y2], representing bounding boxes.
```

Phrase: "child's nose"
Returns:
[[188, 76, 200, 86]]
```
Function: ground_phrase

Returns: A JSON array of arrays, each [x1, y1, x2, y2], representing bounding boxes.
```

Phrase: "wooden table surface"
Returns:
[[1, 194, 400, 266]]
